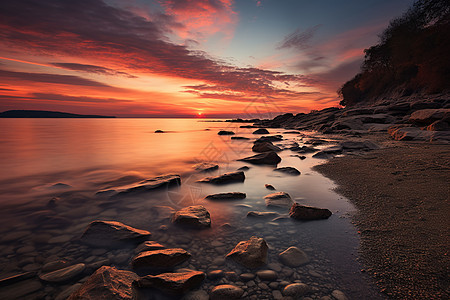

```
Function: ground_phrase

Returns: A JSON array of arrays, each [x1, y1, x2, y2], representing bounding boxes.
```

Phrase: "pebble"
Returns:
[[283, 283, 310, 297], [210, 284, 244, 300], [208, 270, 224, 280], [239, 273, 255, 281], [256, 270, 278, 281], [272, 290, 283, 299], [268, 262, 282, 272]]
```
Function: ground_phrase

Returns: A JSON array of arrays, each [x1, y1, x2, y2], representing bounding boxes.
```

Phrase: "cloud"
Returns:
[[51, 63, 136, 78], [0, 0, 312, 103], [278, 25, 322, 51], [0, 69, 110, 87]]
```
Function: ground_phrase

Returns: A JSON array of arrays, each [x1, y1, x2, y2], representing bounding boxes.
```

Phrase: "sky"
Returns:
[[0, 0, 414, 118]]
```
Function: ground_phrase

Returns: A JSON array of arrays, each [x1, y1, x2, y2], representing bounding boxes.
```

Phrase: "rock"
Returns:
[[388, 126, 430, 141], [409, 109, 450, 125], [0, 272, 36, 286], [289, 203, 332, 220], [42, 260, 70, 273], [132, 248, 191, 270], [81, 220, 151, 247], [39, 263, 85, 283], [205, 192, 246, 201], [293, 145, 318, 153], [253, 128, 270, 134], [51, 182, 71, 189], [239, 273, 255, 281], [134, 241, 165, 254], [272, 290, 283, 299], [55, 283, 82, 300], [256, 270, 277, 281], [183, 290, 209, 300], [282, 283, 310, 297], [340, 140, 380, 150], [264, 192, 293, 208], [134, 271, 205, 295], [231, 136, 250, 140], [115, 174, 181, 196], [239, 151, 281, 165], [331, 290, 349, 300], [193, 163, 219, 172], [218, 130, 235, 135], [226, 236, 268, 269], [155, 130, 164, 133], [246, 211, 280, 218], [210, 284, 244, 300], [237, 166, 250, 170], [0, 279, 42, 299], [427, 120, 449, 131], [252, 141, 281, 152], [256, 135, 283, 142], [67, 266, 138, 300], [265, 184, 276, 190], [150, 205, 176, 221], [208, 270, 224, 280], [172, 205, 211, 228], [273, 167, 300, 176], [279, 246, 309, 267], [198, 171, 245, 184]]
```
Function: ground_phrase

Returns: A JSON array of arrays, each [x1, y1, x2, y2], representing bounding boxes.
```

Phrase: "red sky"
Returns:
[[0, 0, 414, 118]]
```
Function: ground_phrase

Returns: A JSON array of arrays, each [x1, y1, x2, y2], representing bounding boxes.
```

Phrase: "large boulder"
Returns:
[[131, 248, 191, 270], [80, 221, 151, 248], [205, 192, 246, 201], [67, 266, 138, 300], [134, 271, 205, 295], [226, 236, 268, 269], [39, 263, 85, 283], [210, 284, 244, 300], [238, 151, 281, 165], [264, 192, 293, 208], [114, 174, 180, 196], [279, 246, 309, 267], [273, 167, 300, 175], [409, 109, 450, 125], [197, 171, 245, 185], [172, 205, 211, 228], [289, 203, 332, 220], [252, 141, 281, 152]]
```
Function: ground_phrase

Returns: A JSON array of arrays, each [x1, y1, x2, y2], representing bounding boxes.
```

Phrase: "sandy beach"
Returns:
[[314, 140, 450, 299]]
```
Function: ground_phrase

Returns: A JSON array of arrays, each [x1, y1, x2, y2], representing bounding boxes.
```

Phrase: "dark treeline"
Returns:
[[338, 0, 450, 106]]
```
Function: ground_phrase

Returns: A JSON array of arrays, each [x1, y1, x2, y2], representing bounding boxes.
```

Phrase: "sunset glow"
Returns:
[[0, 0, 414, 117]]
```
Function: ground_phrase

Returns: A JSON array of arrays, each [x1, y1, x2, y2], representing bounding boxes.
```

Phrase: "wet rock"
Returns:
[[289, 203, 332, 220], [150, 205, 176, 221], [67, 266, 138, 300], [210, 284, 244, 300], [237, 166, 250, 171], [51, 183, 71, 189], [252, 141, 282, 152], [256, 135, 283, 142], [183, 290, 209, 300], [115, 174, 181, 196], [132, 248, 191, 270], [231, 136, 250, 140], [293, 145, 318, 153], [279, 246, 309, 267], [198, 171, 245, 185], [208, 270, 224, 280], [155, 130, 164, 133], [55, 283, 82, 300], [282, 283, 310, 297], [273, 167, 300, 176], [265, 184, 276, 190], [81, 220, 151, 247], [340, 140, 380, 150], [256, 270, 277, 281], [42, 260, 70, 273], [134, 241, 165, 254], [272, 290, 283, 299], [218, 130, 235, 135], [409, 109, 450, 125], [39, 263, 85, 283], [239, 273, 255, 281], [205, 192, 246, 201], [253, 128, 270, 134], [264, 192, 293, 208], [238, 151, 281, 165], [426, 120, 449, 131], [134, 271, 205, 295], [246, 211, 280, 218], [193, 163, 219, 172], [226, 236, 268, 269], [172, 205, 211, 228], [0, 272, 36, 287], [331, 290, 349, 300], [0, 279, 42, 299]]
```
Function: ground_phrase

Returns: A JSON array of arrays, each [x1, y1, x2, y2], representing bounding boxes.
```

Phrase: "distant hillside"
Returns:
[[338, 0, 450, 107], [0, 110, 116, 118]]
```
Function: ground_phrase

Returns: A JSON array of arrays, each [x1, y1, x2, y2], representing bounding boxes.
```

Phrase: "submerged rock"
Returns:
[[172, 205, 211, 228], [134, 241, 165, 254], [198, 171, 245, 185], [115, 174, 181, 196], [226, 236, 268, 269], [134, 271, 205, 295], [67, 266, 138, 300], [256, 135, 283, 142], [81, 221, 151, 248], [265, 184, 276, 190], [210, 284, 244, 300], [193, 163, 219, 172], [39, 263, 85, 283], [205, 192, 246, 201], [279, 246, 309, 267], [218, 130, 235, 135], [253, 128, 270, 134], [289, 203, 332, 220], [273, 166, 300, 175], [132, 248, 191, 270], [231, 136, 250, 140], [246, 211, 280, 218], [238, 151, 281, 165], [264, 192, 293, 208], [252, 141, 281, 152]]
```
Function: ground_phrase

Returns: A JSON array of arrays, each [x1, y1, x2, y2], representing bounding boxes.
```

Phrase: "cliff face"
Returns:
[[338, 0, 450, 107]]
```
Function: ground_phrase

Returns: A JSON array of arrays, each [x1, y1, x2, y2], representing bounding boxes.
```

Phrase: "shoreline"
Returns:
[[313, 139, 450, 299]]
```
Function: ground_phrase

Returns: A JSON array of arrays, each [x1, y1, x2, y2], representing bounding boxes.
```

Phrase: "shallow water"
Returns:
[[0, 118, 383, 299]]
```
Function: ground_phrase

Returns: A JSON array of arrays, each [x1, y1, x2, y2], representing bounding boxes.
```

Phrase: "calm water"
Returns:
[[0, 118, 382, 299]]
